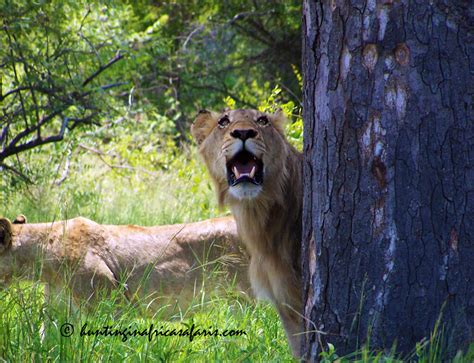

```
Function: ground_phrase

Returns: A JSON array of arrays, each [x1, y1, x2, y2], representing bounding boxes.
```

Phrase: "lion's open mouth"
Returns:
[[226, 150, 263, 187]]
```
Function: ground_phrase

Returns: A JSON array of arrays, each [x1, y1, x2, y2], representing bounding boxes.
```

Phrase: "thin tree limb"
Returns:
[[77, 144, 157, 176], [82, 51, 124, 87], [55, 150, 72, 186], [182, 24, 204, 50], [0, 162, 33, 183]]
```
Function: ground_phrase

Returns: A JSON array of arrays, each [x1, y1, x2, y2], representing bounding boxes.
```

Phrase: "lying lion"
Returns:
[[0, 215, 249, 314], [192, 109, 303, 356]]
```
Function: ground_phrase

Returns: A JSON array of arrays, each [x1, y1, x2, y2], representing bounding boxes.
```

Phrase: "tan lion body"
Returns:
[[0, 216, 249, 313], [192, 109, 303, 356]]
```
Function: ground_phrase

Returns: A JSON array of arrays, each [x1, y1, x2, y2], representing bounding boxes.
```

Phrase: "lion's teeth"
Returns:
[[250, 166, 256, 178], [233, 166, 240, 179]]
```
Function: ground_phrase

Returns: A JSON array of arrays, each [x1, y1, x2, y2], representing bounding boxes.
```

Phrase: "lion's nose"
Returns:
[[230, 129, 258, 141]]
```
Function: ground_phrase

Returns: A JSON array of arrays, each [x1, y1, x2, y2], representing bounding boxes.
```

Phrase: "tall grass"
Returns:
[[0, 280, 292, 362], [2, 146, 219, 225]]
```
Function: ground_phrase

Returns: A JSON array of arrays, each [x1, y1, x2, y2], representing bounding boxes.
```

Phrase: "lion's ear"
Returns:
[[272, 108, 288, 134], [191, 110, 218, 145], [0, 218, 13, 254], [13, 214, 27, 224]]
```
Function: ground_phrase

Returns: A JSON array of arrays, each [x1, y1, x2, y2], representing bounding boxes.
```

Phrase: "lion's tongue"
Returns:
[[232, 160, 257, 179]]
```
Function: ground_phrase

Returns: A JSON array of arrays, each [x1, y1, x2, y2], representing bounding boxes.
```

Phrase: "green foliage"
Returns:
[[258, 85, 303, 151], [149, 0, 302, 112], [1, 1, 134, 175], [319, 343, 339, 363], [1, 0, 302, 182], [0, 282, 294, 362]]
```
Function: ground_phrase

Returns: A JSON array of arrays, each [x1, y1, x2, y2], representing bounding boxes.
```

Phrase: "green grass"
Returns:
[[1, 145, 220, 226], [0, 281, 292, 362]]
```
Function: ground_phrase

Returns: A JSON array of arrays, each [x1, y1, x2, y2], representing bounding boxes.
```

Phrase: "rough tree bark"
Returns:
[[302, 0, 473, 359]]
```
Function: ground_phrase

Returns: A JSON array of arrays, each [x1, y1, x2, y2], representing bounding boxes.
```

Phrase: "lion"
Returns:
[[0, 215, 249, 314], [191, 109, 303, 356]]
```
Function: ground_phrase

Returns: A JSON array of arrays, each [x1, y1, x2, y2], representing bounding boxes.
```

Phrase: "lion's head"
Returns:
[[191, 109, 295, 207], [0, 218, 14, 283], [0, 218, 13, 255]]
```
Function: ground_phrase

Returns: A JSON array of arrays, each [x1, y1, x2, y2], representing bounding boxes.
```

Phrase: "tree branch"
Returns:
[[182, 24, 205, 50], [55, 150, 72, 186], [0, 112, 96, 163], [229, 10, 275, 24], [82, 51, 124, 87], [246, 18, 277, 44], [100, 82, 128, 91], [6, 108, 66, 149], [0, 86, 31, 101], [0, 116, 70, 162], [0, 162, 33, 183]]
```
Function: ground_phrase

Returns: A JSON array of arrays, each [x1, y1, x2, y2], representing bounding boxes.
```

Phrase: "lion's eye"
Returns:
[[256, 116, 269, 126], [218, 116, 230, 128]]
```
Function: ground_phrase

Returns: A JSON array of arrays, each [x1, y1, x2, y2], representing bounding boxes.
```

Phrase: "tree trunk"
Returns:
[[302, 0, 474, 359]]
